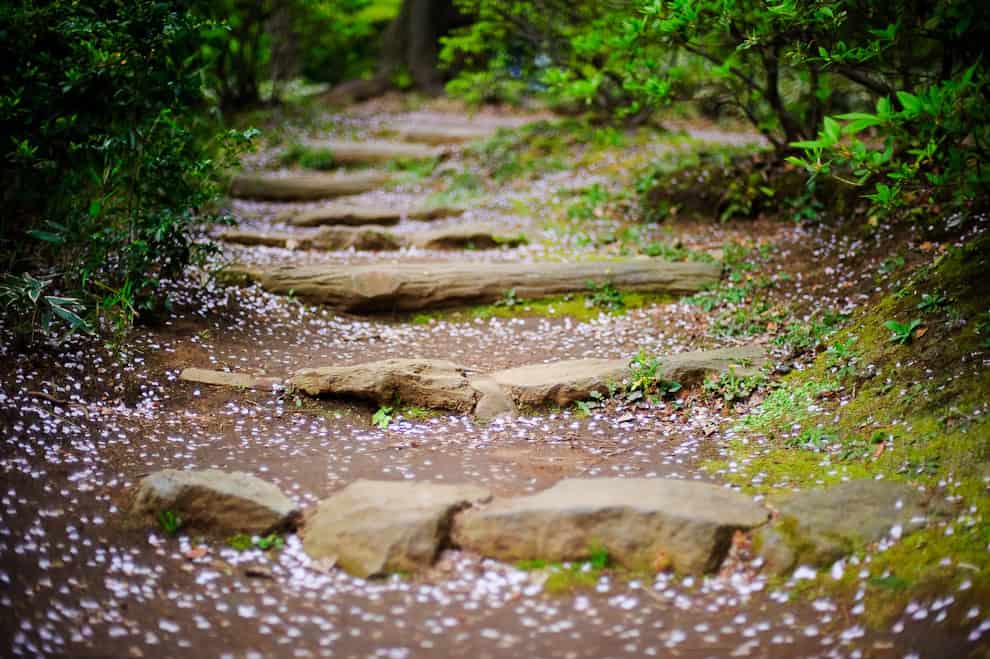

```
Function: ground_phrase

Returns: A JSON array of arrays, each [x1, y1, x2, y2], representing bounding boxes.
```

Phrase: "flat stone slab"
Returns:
[[220, 224, 525, 252], [756, 480, 929, 574], [303, 480, 492, 578], [390, 124, 499, 145], [284, 202, 464, 227], [289, 358, 516, 419], [230, 171, 390, 201], [131, 469, 298, 535], [452, 478, 769, 574], [492, 345, 767, 407], [297, 139, 445, 164], [226, 258, 721, 312], [179, 367, 282, 390]]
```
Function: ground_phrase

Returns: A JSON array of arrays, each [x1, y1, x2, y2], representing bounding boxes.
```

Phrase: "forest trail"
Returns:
[[0, 103, 975, 658]]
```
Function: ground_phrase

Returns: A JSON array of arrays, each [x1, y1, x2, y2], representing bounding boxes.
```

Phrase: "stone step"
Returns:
[[390, 124, 500, 145], [222, 258, 722, 312], [295, 139, 445, 164], [282, 201, 464, 227], [491, 345, 767, 407], [229, 171, 390, 201], [179, 346, 764, 419], [219, 224, 526, 252]]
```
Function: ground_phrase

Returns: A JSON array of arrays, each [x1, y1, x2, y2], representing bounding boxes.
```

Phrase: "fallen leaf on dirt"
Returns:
[[652, 551, 672, 573], [914, 326, 928, 339], [919, 241, 936, 252], [873, 443, 886, 459], [184, 546, 209, 561], [244, 566, 274, 580]]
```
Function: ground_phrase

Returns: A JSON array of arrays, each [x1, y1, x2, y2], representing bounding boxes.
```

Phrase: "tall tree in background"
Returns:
[[329, 0, 463, 101]]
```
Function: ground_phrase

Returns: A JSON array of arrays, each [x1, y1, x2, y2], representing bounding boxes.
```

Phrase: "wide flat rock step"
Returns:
[[297, 139, 445, 163], [220, 224, 526, 252], [282, 201, 465, 227], [179, 347, 763, 418], [229, 171, 390, 201], [224, 258, 722, 312], [302, 478, 769, 578]]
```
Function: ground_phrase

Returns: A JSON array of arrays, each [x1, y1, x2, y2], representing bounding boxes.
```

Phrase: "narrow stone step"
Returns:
[[220, 224, 526, 252], [391, 124, 499, 145], [229, 171, 390, 201], [223, 258, 722, 312], [282, 201, 464, 227], [491, 345, 767, 407], [296, 139, 445, 164]]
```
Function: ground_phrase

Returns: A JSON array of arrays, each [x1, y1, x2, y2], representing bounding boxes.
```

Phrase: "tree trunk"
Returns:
[[327, 0, 462, 103]]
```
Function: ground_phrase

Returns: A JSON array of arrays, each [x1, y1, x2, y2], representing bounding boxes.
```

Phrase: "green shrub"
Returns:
[[1, 0, 253, 342]]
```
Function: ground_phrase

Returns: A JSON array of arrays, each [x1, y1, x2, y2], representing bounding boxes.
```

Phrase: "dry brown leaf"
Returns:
[[184, 546, 208, 561], [652, 551, 672, 573]]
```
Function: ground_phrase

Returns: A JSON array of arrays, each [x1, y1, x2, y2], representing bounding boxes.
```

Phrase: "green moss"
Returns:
[[708, 234, 990, 626], [406, 291, 675, 325]]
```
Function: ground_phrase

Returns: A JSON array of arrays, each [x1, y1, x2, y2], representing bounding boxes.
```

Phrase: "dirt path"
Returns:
[[0, 105, 977, 658]]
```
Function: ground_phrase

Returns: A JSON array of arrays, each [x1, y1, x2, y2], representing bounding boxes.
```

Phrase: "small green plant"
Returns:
[[157, 510, 182, 536], [587, 280, 625, 310], [703, 368, 767, 405], [254, 533, 285, 551], [228, 533, 253, 551], [494, 288, 522, 309], [976, 310, 990, 349], [0, 273, 91, 342], [627, 351, 681, 398], [916, 293, 948, 313], [372, 405, 394, 430], [884, 318, 923, 345]]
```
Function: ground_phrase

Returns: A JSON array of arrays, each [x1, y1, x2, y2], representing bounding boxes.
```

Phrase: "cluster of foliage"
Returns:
[[200, 0, 399, 112], [444, 0, 990, 214], [1, 1, 253, 342]]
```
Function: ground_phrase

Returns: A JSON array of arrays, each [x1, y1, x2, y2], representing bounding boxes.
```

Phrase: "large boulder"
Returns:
[[289, 359, 516, 419], [227, 258, 721, 312], [491, 345, 767, 407], [302, 480, 492, 578], [131, 469, 299, 535], [229, 172, 390, 201], [452, 478, 769, 574], [755, 480, 929, 574]]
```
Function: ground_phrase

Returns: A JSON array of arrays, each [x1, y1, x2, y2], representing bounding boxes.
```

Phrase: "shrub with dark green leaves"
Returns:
[[1, 0, 250, 341]]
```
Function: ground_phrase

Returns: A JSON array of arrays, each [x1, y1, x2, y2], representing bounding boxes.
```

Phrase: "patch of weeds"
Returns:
[[157, 510, 182, 536], [372, 405, 394, 430], [877, 254, 906, 277], [400, 406, 435, 420], [279, 143, 336, 170], [516, 547, 612, 594], [586, 280, 625, 311], [884, 318, 922, 345], [736, 379, 834, 435], [703, 368, 767, 405], [824, 338, 860, 377], [494, 287, 522, 309], [567, 183, 611, 220], [627, 351, 682, 399], [228, 533, 285, 552], [773, 310, 850, 356], [916, 292, 948, 313]]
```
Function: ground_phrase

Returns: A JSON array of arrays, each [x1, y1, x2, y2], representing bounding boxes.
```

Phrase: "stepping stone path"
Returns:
[[179, 111, 937, 594]]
